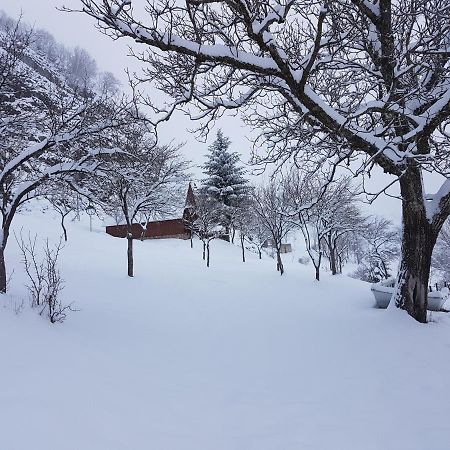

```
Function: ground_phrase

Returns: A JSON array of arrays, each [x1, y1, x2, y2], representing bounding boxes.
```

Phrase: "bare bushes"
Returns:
[[16, 233, 75, 323]]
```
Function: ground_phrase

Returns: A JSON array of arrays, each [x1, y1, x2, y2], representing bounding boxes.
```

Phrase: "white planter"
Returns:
[[427, 291, 446, 312], [370, 278, 447, 311], [371, 278, 395, 309]]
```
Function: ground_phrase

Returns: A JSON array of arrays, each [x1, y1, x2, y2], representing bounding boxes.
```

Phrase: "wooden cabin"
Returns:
[[262, 239, 292, 253], [106, 184, 196, 241]]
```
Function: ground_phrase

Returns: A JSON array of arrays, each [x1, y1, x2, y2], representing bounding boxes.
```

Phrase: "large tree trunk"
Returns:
[[393, 169, 438, 322], [127, 233, 134, 277]]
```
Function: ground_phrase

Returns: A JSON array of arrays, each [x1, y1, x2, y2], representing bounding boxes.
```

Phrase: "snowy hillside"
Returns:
[[1, 208, 450, 450]]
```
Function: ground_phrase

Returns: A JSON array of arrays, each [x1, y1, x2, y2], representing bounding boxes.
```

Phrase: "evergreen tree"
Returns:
[[201, 130, 250, 237]]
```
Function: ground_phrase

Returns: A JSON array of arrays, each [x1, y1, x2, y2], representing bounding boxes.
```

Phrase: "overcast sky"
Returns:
[[3, 0, 439, 223]]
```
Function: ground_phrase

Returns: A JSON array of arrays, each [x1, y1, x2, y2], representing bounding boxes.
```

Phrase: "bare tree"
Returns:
[[65, 46, 97, 89], [252, 182, 293, 275], [79, 0, 450, 321], [285, 173, 362, 280], [297, 207, 326, 282], [319, 197, 365, 275], [284, 172, 324, 280], [233, 206, 252, 263], [243, 211, 271, 260], [16, 232, 46, 308], [16, 233, 74, 323], [353, 217, 399, 283], [186, 190, 223, 267], [43, 182, 79, 242], [96, 128, 188, 277]]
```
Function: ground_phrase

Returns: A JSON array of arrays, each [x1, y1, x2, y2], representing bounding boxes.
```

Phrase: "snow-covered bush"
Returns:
[[351, 258, 389, 284], [16, 233, 74, 323], [297, 256, 310, 266], [351, 218, 398, 283]]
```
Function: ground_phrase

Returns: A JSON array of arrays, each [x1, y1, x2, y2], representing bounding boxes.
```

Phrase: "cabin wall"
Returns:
[[106, 219, 190, 240]]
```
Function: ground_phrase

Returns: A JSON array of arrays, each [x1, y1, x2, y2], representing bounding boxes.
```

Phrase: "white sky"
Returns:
[[3, 0, 440, 223]]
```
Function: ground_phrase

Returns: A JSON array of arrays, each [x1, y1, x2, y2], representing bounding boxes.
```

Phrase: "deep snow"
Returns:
[[1, 208, 450, 450]]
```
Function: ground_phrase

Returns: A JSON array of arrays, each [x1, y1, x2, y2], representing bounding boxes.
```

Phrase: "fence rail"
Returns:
[[429, 282, 449, 292]]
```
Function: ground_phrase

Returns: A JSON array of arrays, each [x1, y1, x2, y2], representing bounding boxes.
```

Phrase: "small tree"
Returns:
[[96, 129, 188, 277], [244, 212, 271, 260], [43, 182, 78, 242], [16, 233, 45, 308], [16, 233, 74, 323], [321, 204, 365, 275], [187, 191, 222, 267], [252, 182, 293, 275], [285, 173, 362, 280], [352, 218, 399, 283], [233, 207, 251, 263], [284, 172, 325, 281]]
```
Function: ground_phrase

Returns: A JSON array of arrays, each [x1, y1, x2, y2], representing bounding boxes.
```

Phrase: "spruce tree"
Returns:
[[201, 130, 251, 238]]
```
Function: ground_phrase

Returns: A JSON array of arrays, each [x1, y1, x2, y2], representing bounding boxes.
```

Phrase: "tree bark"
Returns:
[[240, 234, 245, 262], [258, 248, 262, 259], [202, 241, 206, 260], [61, 214, 68, 242], [313, 251, 322, 281], [127, 234, 134, 277], [394, 226, 435, 323], [393, 169, 438, 322], [0, 226, 10, 293], [327, 234, 338, 275], [276, 248, 284, 275], [0, 245, 6, 293], [330, 250, 337, 275], [206, 241, 210, 267]]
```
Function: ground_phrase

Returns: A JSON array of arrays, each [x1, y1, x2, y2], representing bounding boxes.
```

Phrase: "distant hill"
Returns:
[[0, 9, 120, 94]]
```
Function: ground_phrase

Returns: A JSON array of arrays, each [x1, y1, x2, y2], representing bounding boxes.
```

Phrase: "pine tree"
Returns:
[[201, 130, 250, 238]]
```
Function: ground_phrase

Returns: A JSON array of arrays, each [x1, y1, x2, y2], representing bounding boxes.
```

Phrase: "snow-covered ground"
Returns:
[[1, 208, 450, 450]]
